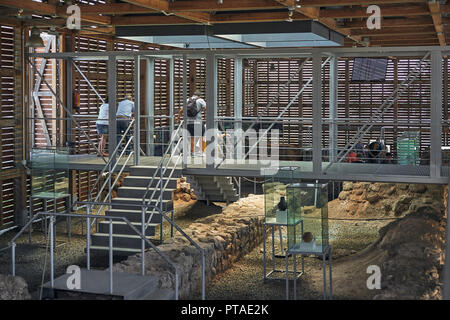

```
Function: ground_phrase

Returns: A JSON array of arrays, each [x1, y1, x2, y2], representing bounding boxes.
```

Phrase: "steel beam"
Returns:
[[430, 50, 443, 178], [205, 52, 216, 169], [134, 55, 141, 165], [145, 57, 155, 156], [234, 57, 243, 159], [444, 178, 450, 299], [108, 56, 117, 167], [312, 52, 322, 175], [329, 54, 338, 163]]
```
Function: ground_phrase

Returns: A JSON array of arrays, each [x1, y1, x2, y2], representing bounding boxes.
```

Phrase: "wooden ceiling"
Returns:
[[0, 0, 449, 47]]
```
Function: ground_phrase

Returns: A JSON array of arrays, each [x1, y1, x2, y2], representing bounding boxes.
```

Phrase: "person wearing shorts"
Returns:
[[96, 98, 109, 157], [176, 90, 206, 157]]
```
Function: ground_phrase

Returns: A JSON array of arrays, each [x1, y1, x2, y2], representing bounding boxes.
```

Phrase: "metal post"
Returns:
[[108, 56, 117, 167], [206, 52, 216, 169], [293, 254, 297, 300], [50, 215, 55, 288], [263, 223, 266, 280], [141, 206, 145, 276], [66, 57, 73, 147], [329, 247, 333, 300], [285, 254, 289, 300], [134, 56, 141, 165], [323, 251, 327, 300], [146, 57, 155, 156], [86, 204, 91, 270], [182, 55, 188, 167], [234, 57, 243, 159], [312, 51, 322, 175], [109, 218, 113, 294], [443, 178, 450, 299], [430, 50, 442, 178], [11, 243, 16, 276], [329, 54, 338, 163], [169, 58, 175, 151], [201, 253, 206, 300]]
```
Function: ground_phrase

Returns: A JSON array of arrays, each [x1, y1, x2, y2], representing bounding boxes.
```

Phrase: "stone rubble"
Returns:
[[0, 274, 31, 300], [113, 194, 265, 299]]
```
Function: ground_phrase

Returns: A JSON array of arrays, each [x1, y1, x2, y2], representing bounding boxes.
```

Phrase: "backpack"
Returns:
[[186, 97, 199, 118]]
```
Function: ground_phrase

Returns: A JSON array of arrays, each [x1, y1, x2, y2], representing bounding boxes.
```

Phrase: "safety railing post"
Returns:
[[141, 206, 145, 276], [49, 215, 55, 288], [11, 242, 16, 276], [109, 219, 113, 294], [86, 204, 91, 270]]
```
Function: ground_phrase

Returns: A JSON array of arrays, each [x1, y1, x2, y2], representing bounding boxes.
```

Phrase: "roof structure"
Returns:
[[0, 0, 448, 47]]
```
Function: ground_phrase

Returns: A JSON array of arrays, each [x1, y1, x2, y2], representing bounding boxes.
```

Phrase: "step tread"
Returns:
[[92, 233, 154, 239], [89, 245, 141, 253], [119, 186, 176, 191], [112, 197, 171, 203], [98, 220, 159, 227]]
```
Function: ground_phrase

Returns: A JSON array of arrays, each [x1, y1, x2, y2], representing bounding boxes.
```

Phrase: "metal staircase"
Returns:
[[187, 175, 239, 204]]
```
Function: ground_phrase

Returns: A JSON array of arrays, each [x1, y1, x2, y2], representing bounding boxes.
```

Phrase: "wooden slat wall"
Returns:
[[0, 23, 26, 229], [251, 57, 438, 159]]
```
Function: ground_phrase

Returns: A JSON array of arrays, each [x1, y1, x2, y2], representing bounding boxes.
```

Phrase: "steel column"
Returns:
[[206, 52, 216, 169], [312, 52, 323, 175], [66, 57, 73, 146], [134, 56, 141, 165], [108, 56, 117, 167], [443, 178, 450, 299], [145, 57, 155, 156], [430, 50, 442, 178], [182, 55, 188, 168], [234, 57, 243, 159], [169, 58, 175, 150], [329, 54, 338, 163]]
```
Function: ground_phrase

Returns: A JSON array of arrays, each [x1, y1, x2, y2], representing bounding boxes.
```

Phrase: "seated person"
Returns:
[[367, 138, 384, 163]]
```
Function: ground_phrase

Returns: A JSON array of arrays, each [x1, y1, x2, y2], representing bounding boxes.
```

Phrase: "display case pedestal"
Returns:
[[263, 218, 304, 281], [285, 245, 332, 300], [28, 193, 72, 245]]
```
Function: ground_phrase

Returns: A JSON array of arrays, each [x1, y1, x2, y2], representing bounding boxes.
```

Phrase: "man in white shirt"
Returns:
[[96, 98, 109, 157], [116, 94, 135, 155], [176, 90, 206, 157]]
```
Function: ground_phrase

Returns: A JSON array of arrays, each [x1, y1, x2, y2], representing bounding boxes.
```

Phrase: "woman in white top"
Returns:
[[96, 98, 109, 157]]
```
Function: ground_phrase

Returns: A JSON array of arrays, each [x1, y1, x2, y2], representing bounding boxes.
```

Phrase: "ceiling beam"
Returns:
[[169, 0, 284, 12], [351, 26, 437, 37], [211, 11, 309, 23], [295, 0, 428, 5], [428, 1, 446, 46], [0, 0, 111, 25], [111, 15, 193, 26], [320, 4, 430, 19], [75, 3, 156, 15], [121, 0, 210, 24], [341, 17, 434, 29]]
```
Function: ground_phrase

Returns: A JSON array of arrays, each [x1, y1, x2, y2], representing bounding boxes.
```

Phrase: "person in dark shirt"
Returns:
[[367, 138, 384, 163]]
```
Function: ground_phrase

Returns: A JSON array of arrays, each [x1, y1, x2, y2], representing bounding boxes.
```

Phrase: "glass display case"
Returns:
[[31, 147, 70, 198], [263, 167, 296, 225], [287, 182, 329, 254]]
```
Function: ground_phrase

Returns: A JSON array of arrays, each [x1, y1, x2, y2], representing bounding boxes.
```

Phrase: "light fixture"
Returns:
[[286, 7, 294, 22], [26, 27, 44, 48]]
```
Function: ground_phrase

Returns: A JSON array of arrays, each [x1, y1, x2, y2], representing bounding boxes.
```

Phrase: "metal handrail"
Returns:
[[88, 119, 136, 199], [10, 208, 179, 300], [143, 138, 183, 229], [324, 53, 431, 172], [141, 120, 184, 202], [215, 56, 330, 169]]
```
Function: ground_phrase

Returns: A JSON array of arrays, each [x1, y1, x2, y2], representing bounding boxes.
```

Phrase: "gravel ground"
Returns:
[[204, 218, 391, 300], [0, 199, 390, 300]]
